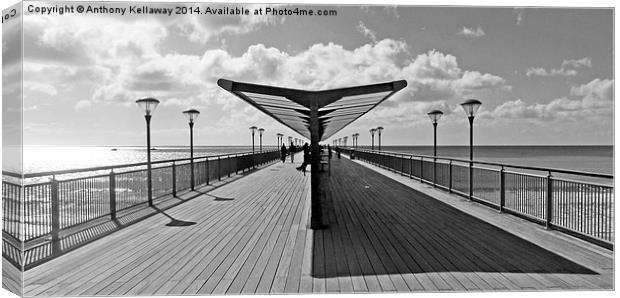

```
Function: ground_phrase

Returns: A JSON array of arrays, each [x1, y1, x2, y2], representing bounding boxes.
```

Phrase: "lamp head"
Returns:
[[182, 109, 200, 123], [136, 98, 160, 116], [427, 110, 444, 124], [460, 99, 482, 118]]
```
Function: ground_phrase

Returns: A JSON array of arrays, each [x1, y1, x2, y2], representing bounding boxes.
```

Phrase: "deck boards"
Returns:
[[19, 157, 613, 296]]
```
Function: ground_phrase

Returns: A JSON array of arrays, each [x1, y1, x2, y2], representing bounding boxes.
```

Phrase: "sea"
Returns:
[[12, 145, 613, 176]]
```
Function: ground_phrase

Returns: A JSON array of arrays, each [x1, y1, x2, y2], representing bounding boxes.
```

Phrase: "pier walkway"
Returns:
[[21, 157, 613, 295]]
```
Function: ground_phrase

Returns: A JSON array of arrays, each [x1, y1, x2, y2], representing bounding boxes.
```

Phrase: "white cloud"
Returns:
[[175, 4, 281, 43], [24, 82, 58, 96], [513, 8, 524, 25], [22, 12, 510, 130], [357, 21, 377, 43], [526, 57, 592, 77], [480, 78, 613, 122], [401, 50, 508, 104], [459, 26, 485, 37], [562, 57, 592, 69]]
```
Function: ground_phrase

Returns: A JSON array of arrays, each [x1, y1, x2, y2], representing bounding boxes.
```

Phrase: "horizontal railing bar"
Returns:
[[503, 170, 548, 179], [350, 148, 613, 179], [551, 177, 613, 188], [5, 150, 277, 179]]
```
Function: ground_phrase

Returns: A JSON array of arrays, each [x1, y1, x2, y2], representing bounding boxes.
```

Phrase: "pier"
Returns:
[[7, 156, 612, 295]]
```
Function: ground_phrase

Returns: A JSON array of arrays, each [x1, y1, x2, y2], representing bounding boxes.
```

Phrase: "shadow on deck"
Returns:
[[314, 158, 598, 284]]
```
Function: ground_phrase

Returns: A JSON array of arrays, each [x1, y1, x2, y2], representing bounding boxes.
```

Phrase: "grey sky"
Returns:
[[3, 1, 614, 146]]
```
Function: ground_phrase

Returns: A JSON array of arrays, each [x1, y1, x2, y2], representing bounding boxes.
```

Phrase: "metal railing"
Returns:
[[344, 148, 614, 249], [2, 149, 280, 268]]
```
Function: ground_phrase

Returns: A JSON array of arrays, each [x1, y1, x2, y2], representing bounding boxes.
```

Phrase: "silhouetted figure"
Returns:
[[280, 144, 287, 163], [336, 146, 341, 159], [289, 143, 296, 163], [296, 143, 310, 175], [328, 144, 332, 160]]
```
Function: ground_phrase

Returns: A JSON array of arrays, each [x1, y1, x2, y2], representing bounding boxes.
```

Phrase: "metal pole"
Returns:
[[378, 132, 382, 151], [252, 132, 255, 169], [500, 166, 505, 213], [468, 116, 474, 200], [109, 171, 116, 220], [260, 133, 263, 151], [433, 122, 437, 187], [546, 171, 553, 229], [189, 122, 195, 190], [51, 177, 60, 255], [146, 115, 153, 206], [371, 134, 374, 151]]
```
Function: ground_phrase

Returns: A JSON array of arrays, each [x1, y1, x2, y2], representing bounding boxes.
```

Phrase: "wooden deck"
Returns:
[[20, 157, 613, 295]]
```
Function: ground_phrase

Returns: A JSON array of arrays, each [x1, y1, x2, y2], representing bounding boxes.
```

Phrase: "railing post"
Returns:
[[420, 157, 424, 183], [448, 160, 453, 193], [235, 155, 239, 174], [469, 161, 474, 200], [109, 170, 117, 220], [409, 156, 413, 179], [206, 158, 210, 185], [546, 171, 553, 229], [218, 156, 222, 181], [433, 157, 437, 187], [50, 177, 61, 256], [499, 166, 505, 213], [401, 154, 404, 175], [172, 162, 177, 196], [228, 155, 231, 177]]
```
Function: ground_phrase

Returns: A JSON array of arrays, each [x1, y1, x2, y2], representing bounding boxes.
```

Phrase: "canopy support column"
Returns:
[[309, 98, 325, 229]]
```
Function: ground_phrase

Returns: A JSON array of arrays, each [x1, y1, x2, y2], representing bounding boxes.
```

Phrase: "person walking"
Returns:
[[289, 142, 296, 163], [296, 143, 310, 175], [328, 144, 332, 160], [280, 144, 287, 163]]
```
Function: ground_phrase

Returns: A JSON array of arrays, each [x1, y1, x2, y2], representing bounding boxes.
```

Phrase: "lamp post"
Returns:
[[277, 133, 283, 147], [427, 110, 443, 157], [250, 126, 257, 168], [427, 110, 443, 187], [135, 98, 160, 206], [343, 136, 348, 147], [370, 128, 376, 150], [460, 99, 482, 200], [182, 109, 200, 190], [288, 136, 292, 145], [258, 128, 265, 151], [376, 126, 384, 151]]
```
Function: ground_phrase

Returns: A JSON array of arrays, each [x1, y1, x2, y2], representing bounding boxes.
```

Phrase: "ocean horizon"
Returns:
[[8, 145, 613, 175]]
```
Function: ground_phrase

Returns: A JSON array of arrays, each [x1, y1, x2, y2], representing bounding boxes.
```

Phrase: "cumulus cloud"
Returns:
[[459, 26, 485, 37], [481, 78, 613, 122], [562, 57, 592, 69], [526, 57, 592, 77], [175, 4, 281, 43], [402, 50, 508, 104], [22, 12, 511, 129]]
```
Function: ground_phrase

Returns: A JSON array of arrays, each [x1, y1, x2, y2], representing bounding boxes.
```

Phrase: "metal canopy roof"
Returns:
[[217, 79, 407, 141]]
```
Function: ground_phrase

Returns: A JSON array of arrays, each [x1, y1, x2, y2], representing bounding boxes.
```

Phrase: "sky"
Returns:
[[3, 0, 614, 147]]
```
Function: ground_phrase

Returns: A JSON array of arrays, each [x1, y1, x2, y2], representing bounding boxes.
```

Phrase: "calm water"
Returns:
[[9, 145, 614, 175], [18, 146, 276, 174], [359, 145, 613, 175]]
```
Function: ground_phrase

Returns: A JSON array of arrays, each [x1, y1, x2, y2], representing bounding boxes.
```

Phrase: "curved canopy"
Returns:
[[217, 79, 407, 141]]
